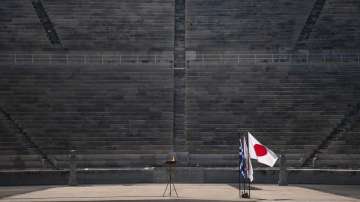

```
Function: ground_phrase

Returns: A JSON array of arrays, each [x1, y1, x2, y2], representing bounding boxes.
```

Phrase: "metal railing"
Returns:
[[1, 53, 359, 66], [190, 53, 360, 65], [0, 54, 173, 65]]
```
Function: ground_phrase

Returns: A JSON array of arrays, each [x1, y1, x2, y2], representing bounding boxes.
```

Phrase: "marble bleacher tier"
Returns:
[[0, 0, 52, 51], [186, 0, 316, 51], [0, 112, 43, 169], [306, 0, 360, 50], [0, 64, 173, 169], [42, 0, 174, 51], [317, 119, 360, 169], [1, 0, 360, 170], [186, 64, 360, 167], [1, 0, 359, 52]]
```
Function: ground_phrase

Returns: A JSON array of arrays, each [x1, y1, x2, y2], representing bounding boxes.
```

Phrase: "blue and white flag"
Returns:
[[239, 138, 246, 178]]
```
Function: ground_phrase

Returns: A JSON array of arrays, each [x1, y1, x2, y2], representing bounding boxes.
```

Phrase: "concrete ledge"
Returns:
[[0, 168, 360, 186]]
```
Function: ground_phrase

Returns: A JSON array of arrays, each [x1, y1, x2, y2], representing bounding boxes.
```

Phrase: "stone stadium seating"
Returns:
[[0, 0, 52, 50], [186, 62, 360, 167], [1, 0, 360, 171], [42, 0, 174, 51], [0, 112, 43, 169], [0, 63, 173, 169], [186, 0, 316, 51], [317, 119, 360, 169], [1, 0, 174, 51], [306, 0, 360, 50], [3, 0, 359, 52], [1, 54, 359, 169]]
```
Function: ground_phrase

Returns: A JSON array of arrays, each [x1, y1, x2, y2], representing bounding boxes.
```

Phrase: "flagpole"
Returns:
[[244, 135, 248, 197], [242, 136, 246, 196], [248, 178, 251, 198], [246, 134, 251, 198], [242, 136, 247, 197], [238, 137, 241, 198]]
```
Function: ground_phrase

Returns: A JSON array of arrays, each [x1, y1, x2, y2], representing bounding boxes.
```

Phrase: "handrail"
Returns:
[[191, 53, 360, 65], [1, 53, 359, 65], [0, 54, 173, 65]]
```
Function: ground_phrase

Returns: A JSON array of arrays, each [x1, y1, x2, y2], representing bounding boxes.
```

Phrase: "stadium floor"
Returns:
[[0, 184, 359, 202]]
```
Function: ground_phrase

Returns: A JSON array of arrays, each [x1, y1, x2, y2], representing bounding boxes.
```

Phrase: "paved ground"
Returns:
[[299, 185, 360, 199], [0, 184, 359, 202]]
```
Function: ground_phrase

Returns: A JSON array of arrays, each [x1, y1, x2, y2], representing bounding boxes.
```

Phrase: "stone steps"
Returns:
[[0, 154, 44, 170], [42, 0, 174, 51], [188, 153, 303, 167], [46, 148, 172, 155], [48, 153, 169, 168], [187, 0, 315, 50], [315, 159, 360, 169], [0, 0, 51, 50], [0, 61, 174, 169], [186, 63, 359, 167], [1, 0, 360, 170], [307, 0, 360, 50]]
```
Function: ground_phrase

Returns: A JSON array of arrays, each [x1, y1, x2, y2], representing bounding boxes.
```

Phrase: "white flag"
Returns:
[[248, 132, 278, 167], [243, 136, 253, 182]]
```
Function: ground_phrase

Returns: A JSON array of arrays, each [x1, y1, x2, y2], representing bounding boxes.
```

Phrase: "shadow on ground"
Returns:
[[90, 200, 242, 202], [0, 186, 54, 199], [228, 183, 262, 190], [297, 185, 360, 200]]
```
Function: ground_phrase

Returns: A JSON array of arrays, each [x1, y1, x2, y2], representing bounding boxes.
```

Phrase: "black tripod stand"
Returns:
[[162, 159, 178, 197]]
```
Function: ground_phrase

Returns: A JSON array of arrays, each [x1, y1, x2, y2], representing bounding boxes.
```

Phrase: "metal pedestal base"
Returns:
[[162, 166, 178, 197]]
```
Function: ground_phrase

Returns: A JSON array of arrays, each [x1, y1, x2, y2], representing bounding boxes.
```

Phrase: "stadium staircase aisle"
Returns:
[[305, 0, 360, 50], [0, 0, 52, 51], [314, 113, 360, 169], [0, 108, 44, 170], [302, 103, 360, 168]]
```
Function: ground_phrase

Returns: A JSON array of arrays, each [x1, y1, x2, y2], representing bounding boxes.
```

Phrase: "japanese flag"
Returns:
[[248, 132, 278, 167]]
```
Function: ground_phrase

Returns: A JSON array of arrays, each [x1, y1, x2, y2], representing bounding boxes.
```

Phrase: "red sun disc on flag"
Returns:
[[254, 144, 267, 156]]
